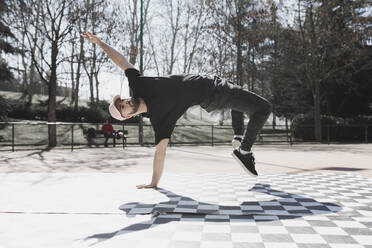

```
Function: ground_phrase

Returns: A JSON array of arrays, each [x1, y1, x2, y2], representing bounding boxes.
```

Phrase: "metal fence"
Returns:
[[0, 122, 370, 151]]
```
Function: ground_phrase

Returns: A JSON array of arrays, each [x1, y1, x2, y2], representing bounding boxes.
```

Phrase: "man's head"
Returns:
[[109, 95, 141, 121]]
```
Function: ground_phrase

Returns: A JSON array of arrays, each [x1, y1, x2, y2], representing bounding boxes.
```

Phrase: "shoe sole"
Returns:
[[231, 152, 258, 177], [231, 140, 241, 150]]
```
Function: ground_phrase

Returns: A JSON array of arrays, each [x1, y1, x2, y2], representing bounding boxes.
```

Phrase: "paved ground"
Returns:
[[1, 144, 372, 248]]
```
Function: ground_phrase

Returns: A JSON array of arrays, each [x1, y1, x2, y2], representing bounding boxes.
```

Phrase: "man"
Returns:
[[82, 32, 271, 189], [101, 118, 115, 147]]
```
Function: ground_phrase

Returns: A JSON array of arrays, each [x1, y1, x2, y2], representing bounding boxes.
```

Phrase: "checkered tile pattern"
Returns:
[[89, 173, 372, 247]]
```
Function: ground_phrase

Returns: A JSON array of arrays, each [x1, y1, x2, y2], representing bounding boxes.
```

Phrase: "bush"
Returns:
[[0, 95, 10, 121], [292, 113, 372, 142], [5, 97, 141, 124], [6, 98, 110, 123]]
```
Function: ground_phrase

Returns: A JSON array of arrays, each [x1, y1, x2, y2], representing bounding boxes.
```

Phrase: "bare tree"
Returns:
[[67, 1, 89, 113], [19, 0, 75, 147], [181, 0, 206, 74]]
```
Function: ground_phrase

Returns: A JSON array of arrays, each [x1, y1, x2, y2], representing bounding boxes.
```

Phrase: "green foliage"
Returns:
[[0, 0, 20, 82], [0, 59, 13, 81], [265, 0, 372, 120], [5, 98, 111, 123], [292, 113, 372, 141], [0, 95, 10, 121]]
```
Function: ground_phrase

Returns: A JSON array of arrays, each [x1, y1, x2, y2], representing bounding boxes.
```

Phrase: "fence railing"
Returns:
[[0, 122, 370, 151]]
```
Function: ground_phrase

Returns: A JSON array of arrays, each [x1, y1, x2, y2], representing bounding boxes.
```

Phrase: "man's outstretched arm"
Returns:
[[137, 138, 169, 189], [81, 31, 134, 71]]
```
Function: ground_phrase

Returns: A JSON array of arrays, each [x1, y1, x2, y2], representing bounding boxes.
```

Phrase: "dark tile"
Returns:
[[307, 220, 337, 227], [262, 206, 285, 210], [230, 215, 254, 220], [288, 210, 313, 214], [153, 218, 175, 224], [241, 202, 260, 206], [205, 218, 229, 222], [137, 204, 156, 208], [295, 198, 317, 202], [220, 206, 241, 210], [277, 215, 298, 220], [361, 222, 372, 228], [285, 226, 316, 234], [177, 205, 197, 209], [321, 234, 357, 244], [281, 202, 302, 206], [154, 207, 176, 212], [307, 206, 332, 211], [181, 213, 205, 219], [241, 210, 264, 215], [343, 227, 372, 235]]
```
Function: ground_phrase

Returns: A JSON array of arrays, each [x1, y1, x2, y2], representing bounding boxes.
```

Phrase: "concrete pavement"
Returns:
[[1, 144, 372, 248]]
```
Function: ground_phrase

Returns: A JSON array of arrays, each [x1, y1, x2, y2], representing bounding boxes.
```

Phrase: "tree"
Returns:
[[80, 0, 110, 104], [294, 0, 372, 141], [0, 0, 20, 81], [21, 0, 75, 147], [207, 0, 254, 87]]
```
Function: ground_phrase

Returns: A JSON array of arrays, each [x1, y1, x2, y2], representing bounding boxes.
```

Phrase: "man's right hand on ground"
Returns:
[[136, 184, 158, 189], [81, 31, 101, 45]]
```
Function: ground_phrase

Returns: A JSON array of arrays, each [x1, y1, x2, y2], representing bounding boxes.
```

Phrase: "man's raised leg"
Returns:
[[229, 88, 272, 176]]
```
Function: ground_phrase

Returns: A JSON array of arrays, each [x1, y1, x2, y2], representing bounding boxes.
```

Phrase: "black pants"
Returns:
[[201, 77, 271, 151], [104, 133, 115, 147]]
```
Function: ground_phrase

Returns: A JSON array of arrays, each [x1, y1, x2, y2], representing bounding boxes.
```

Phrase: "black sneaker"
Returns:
[[232, 149, 258, 177], [232, 137, 242, 149]]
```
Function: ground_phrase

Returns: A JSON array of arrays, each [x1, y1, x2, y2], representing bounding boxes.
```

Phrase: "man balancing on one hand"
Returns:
[[82, 32, 272, 189]]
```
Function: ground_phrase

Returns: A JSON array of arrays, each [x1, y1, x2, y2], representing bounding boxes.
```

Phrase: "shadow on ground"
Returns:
[[86, 183, 342, 244], [0, 148, 153, 172]]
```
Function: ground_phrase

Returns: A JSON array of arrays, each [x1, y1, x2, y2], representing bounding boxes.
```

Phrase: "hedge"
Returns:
[[5, 98, 139, 123], [292, 113, 372, 141]]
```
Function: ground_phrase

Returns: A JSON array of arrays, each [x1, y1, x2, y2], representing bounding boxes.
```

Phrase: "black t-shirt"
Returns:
[[125, 68, 212, 145]]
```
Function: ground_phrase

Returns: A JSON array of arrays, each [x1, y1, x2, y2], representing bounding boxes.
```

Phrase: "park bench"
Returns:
[[258, 128, 292, 144], [84, 128, 128, 148]]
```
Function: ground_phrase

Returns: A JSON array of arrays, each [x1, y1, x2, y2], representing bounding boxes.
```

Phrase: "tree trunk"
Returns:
[[89, 75, 94, 104], [272, 111, 276, 130], [70, 40, 76, 105], [94, 72, 99, 102], [285, 117, 288, 130], [48, 42, 58, 147], [236, 35, 243, 86], [314, 81, 322, 142]]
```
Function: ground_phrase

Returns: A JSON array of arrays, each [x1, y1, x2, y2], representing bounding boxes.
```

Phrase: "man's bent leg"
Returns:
[[231, 110, 244, 135], [228, 89, 272, 151], [229, 88, 271, 176], [231, 110, 244, 149]]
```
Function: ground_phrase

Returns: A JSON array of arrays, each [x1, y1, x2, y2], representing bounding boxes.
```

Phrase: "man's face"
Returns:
[[114, 97, 140, 119]]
